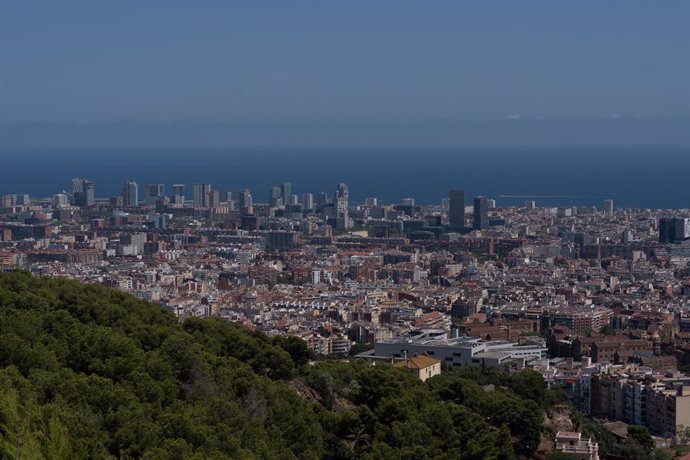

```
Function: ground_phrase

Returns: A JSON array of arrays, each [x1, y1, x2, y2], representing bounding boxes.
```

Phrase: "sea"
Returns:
[[1, 146, 689, 209]]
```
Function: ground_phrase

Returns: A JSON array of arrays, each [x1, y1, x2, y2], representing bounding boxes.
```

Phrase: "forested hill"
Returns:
[[0, 271, 554, 459]]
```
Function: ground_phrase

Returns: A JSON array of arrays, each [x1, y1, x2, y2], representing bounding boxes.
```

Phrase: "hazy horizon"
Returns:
[[2, 117, 690, 150]]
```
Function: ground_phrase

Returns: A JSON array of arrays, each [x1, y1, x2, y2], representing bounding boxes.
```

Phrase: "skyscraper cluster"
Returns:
[[72, 178, 95, 208]]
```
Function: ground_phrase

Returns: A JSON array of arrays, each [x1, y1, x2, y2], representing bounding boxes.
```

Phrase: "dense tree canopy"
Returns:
[[0, 271, 557, 459]]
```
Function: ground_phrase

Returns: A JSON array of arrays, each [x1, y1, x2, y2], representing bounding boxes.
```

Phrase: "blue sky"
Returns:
[[1, 1, 689, 123]]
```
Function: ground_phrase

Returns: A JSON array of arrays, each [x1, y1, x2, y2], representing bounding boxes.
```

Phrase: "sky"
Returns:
[[1, 1, 689, 124]]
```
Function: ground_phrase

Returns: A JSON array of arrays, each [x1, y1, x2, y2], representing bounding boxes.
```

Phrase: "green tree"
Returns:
[[627, 425, 654, 454]]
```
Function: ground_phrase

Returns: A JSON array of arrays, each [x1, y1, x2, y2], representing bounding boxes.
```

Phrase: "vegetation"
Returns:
[[0, 270, 564, 459]]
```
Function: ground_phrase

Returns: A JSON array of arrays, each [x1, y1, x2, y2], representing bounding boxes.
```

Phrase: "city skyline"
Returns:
[[2, 2, 690, 458]]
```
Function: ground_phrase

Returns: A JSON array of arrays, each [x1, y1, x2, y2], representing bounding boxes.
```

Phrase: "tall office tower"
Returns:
[[171, 184, 185, 204], [473, 196, 489, 230], [280, 182, 292, 201], [334, 183, 350, 229], [449, 189, 465, 232], [318, 192, 330, 208], [402, 197, 415, 206], [289, 194, 299, 206], [83, 180, 95, 207], [72, 178, 95, 207], [524, 200, 536, 210], [659, 217, 690, 244], [603, 199, 614, 215], [146, 184, 165, 205], [122, 181, 139, 207], [193, 183, 211, 208], [302, 193, 314, 210], [269, 186, 282, 204], [238, 189, 253, 208], [487, 199, 496, 209], [218, 191, 230, 202], [365, 197, 378, 207], [208, 190, 220, 208]]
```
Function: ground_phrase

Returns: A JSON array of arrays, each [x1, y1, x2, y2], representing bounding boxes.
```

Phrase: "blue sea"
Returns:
[[1, 146, 689, 209]]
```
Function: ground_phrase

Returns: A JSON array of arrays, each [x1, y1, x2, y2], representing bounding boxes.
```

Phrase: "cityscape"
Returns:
[[4, 175, 690, 457], [3, 1, 690, 459]]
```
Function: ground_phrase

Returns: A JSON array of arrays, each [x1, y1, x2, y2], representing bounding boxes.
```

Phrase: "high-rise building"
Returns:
[[302, 193, 314, 210], [659, 217, 690, 244], [473, 196, 489, 230], [402, 197, 415, 206], [365, 197, 378, 207], [171, 184, 185, 205], [146, 184, 165, 205], [603, 199, 614, 215], [1, 195, 13, 208], [14, 194, 30, 206], [122, 181, 139, 207], [82, 180, 95, 207], [193, 183, 211, 208], [72, 178, 83, 195], [53, 194, 69, 208], [289, 194, 299, 206], [219, 191, 232, 203], [269, 186, 282, 205], [449, 189, 465, 232], [524, 200, 536, 210], [72, 178, 95, 207], [335, 183, 349, 211], [281, 182, 292, 201], [318, 192, 330, 208], [208, 190, 220, 208], [238, 189, 253, 208], [335, 183, 350, 229]]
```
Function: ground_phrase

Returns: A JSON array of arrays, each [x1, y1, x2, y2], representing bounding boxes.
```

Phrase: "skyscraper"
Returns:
[[318, 192, 330, 208], [193, 183, 211, 208], [449, 189, 465, 232], [171, 184, 185, 205], [83, 180, 95, 207], [603, 199, 614, 215], [302, 193, 314, 210], [238, 189, 253, 208], [659, 217, 690, 244], [473, 196, 489, 230], [146, 184, 165, 205], [280, 182, 292, 202], [335, 183, 350, 229], [219, 191, 232, 203], [72, 178, 95, 207], [269, 186, 282, 205], [208, 190, 220, 208], [122, 181, 139, 207]]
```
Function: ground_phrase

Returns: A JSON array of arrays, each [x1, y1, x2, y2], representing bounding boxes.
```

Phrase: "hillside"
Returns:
[[0, 271, 555, 459]]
